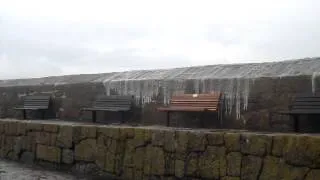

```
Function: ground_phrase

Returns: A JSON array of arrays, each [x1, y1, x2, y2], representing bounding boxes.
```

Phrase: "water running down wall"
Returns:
[[101, 58, 320, 119], [1, 58, 320, 121]]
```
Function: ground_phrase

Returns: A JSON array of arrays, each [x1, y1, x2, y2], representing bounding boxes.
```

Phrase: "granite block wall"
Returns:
[[0, 119, 319, 180]]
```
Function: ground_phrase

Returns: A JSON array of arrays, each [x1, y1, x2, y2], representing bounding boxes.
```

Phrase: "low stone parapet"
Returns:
[[0, 119, 319, 179]]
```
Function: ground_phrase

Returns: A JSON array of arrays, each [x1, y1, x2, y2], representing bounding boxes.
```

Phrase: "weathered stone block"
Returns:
[[272, 135, 289, 157], [175, 130, 188, 156], [73, 125, 96, 143], [221, 177, 240, 180], [4, 121, 17, 135], [240, 133, 272, 156], [62, 149, 74, 164], [226, 152, 241, 177], [1, 136, 14, 158], [305, 169, 320, 180], [26, 122, 43, 131], [120, 127, 135, 140], [13, 136, 23, 157], [144, 129, 152, 142], [175, 159, 185, 178], [144, 146, 165, 175], [98, 127, 120, 140], [95, 142, 106, 169], [43, 124, 59, 133], [56, 126, 72, 148], [0, 121, 5, 134], [36, 144, 61, 163], [283, 135, 320, 168], [134, 170, 143, 180], [259, 156, 283, 180], [282, 164, 309, 180], [122, 167, 133, 180], [124, 140, 135, 167], [107, 139, 118, 154], [186, 153, 199, 177], [151, 129, 164, 147], [22, 133, 37, 152], [188, 132, 206, 152], [224, 133, 240, 152], [133, 148, 145, 170], [36, 132, 57, 146], [164, 153, 175, 176], [75, 139, 96, 162], [220, 155, 227, 177], [104, 151, 116, 173], [207, 132, 224, 145], [199, 146, 225, 179], [134, 128, 145, 140], [164, 130, 175, 152], [17, 122, 27, 135], [241, 155, 262, 180]]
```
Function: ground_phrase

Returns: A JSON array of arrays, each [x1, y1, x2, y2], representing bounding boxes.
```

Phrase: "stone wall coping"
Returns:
[[1, 118, 319, 137]]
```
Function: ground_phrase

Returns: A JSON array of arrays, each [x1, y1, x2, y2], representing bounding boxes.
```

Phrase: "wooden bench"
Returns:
[[14, 95, 51, 119], [277, 95, 320, 132], [82, 95, 134, 123], [158, 93, 222, 127]]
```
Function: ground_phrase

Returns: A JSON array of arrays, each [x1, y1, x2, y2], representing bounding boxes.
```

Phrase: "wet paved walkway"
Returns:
[[0, 160, 82, 180], [0, 160, 116, 180]]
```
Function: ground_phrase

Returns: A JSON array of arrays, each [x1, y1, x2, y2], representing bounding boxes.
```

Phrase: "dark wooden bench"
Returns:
[[277, 95, 320, 132], [82, 95, 134, 123], [14, 95, 51, 119], [158, 93, 222, 127]]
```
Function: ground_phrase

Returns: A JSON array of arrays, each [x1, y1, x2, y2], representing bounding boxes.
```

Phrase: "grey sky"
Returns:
[[1, 0, 320, 79]]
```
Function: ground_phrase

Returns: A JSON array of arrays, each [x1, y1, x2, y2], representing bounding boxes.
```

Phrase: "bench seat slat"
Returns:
[[15, 107, 48, 110], [83, 107, 131, 111], [16, 96, 50, 110], [279, 110, 320, 114], [295, 97, 320, 102], [158, 93, 221, 112], [84, 95, 133, 112], [280, 95, 320, 115], [158, 107, 217, 112], [292, 106, 320, 109], [292, 102, 320, 106]]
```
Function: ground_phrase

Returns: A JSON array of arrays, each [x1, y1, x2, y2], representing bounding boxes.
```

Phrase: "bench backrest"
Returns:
[[169, 92, 221, 110], [93, 95, 134, 110], [23, 96, 51, 109], [291, 95, 320, 111]]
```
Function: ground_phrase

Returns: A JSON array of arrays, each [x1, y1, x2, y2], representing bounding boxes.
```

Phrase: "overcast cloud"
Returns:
[[0, 0, 320, 79]]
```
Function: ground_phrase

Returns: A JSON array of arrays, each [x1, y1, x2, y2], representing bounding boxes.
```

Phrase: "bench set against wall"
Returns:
[[14, 93, 320, 132], [275, 95, 320, 132], [14, 93, 223, 126]]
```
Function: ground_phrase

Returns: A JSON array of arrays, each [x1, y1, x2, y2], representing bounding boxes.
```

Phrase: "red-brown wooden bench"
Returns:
[[158, 92, 222, 127]]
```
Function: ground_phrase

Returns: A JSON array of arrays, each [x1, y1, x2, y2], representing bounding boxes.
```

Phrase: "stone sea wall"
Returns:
[[0, 119, 319, 180]]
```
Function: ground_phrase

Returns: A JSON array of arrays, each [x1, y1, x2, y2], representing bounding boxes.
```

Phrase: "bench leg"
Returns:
[[120, 111, 125, 124], [23, 110, 26, 120], [41, 110, 45, 120], [92, 111, 97, 123], [166, 112, 170, 127], [200, 112, 204, 128], [293, 115, 299, 132]]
